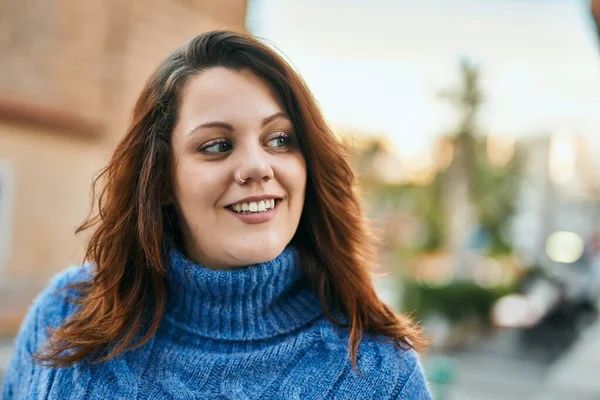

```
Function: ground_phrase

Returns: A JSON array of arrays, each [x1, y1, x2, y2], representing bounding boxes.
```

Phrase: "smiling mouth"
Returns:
[[226, 199, 282, 214]]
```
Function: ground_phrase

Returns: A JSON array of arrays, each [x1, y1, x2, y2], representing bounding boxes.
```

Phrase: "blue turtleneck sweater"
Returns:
[[2, 247, 431, 399]]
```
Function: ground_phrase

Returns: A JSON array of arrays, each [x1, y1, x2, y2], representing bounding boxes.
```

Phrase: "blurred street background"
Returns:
[[2, 1, 600, 398]]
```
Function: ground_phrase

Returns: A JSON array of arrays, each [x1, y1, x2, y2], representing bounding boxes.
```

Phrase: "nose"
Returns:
[[236, 144, 274, 184]]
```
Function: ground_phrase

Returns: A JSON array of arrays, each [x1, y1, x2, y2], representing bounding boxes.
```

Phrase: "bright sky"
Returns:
[[249, 0, 600, 158]]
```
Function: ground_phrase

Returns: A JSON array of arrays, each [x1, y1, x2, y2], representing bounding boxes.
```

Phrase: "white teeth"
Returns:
[[229, 199, 279, 214]]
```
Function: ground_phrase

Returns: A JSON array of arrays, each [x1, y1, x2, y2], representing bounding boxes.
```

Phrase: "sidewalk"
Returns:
[[426, 324, 600, 399], [427, 329, 549, 399], [533, 323, 600, 399]]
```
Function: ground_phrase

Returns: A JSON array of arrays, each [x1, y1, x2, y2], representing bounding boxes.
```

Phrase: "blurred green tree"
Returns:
[[437, 60, 521, 256], [346, 60, 521, 257]]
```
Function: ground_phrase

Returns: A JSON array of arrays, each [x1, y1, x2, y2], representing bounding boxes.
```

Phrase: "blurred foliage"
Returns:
[[348, 59, 522, 257], [402, 280, 514, 325], [344, 61, 523, 329], [438, 60, 521, 255]]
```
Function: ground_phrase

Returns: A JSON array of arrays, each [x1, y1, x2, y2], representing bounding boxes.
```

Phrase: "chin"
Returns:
[[230, 240, 288, 266]]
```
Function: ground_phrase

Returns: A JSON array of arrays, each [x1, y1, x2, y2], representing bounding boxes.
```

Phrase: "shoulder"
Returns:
[[46, 263, 94, 291], [17, 263, 94, 355], [2, 264, 94, 398], [360, 336, 431, 399], [30, 264, 94, 335], [42, 263, 94, 306], [318, 320, 432, 399]]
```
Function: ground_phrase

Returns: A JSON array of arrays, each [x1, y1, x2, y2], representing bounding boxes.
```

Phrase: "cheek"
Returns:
[[283, 155, 307, 201], [297, 158, 307, 195], [174, 161, 225, 205]]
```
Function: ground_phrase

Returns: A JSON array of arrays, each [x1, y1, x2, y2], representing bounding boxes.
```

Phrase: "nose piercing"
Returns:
[[235, 171, 247, 184]]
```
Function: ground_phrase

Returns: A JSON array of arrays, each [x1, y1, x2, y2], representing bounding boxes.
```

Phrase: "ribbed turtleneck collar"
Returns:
[[164, 246, 324, 341]]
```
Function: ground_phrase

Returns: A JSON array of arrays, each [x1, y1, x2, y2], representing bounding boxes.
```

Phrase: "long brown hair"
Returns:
[[34, 30, 428, 369]]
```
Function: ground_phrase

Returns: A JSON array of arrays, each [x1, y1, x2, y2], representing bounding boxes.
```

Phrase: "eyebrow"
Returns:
[[187, 111, 290, 136]]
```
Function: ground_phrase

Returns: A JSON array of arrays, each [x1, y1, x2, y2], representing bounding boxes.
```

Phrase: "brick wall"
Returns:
[[0, 0, 247, 333], [1, 0, 247, 138]]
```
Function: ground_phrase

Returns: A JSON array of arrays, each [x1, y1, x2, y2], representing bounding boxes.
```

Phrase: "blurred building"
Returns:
[[511, 133, 600, 268], [0, 0, 248, 334]]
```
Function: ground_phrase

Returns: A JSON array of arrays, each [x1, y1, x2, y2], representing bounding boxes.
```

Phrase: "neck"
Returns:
[[164, 246, 324, 341]]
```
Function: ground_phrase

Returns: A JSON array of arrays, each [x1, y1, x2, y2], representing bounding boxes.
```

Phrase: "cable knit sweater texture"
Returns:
[[2, 247, 431, 399]]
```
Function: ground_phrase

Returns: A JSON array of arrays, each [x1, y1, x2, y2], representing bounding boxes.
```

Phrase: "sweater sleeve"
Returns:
[[1, 265, 91, 400], [383, 345, 432, 400], [395, 359, 432, 400]]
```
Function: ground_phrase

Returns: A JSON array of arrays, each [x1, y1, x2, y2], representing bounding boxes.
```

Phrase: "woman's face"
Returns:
[[170, 67, 306, 269]]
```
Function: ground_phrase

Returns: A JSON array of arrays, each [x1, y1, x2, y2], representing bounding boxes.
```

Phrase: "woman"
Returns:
[[2, 30, 431, 399]]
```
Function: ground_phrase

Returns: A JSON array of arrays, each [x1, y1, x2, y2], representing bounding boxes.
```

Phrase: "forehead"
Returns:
[[178, 67, 284, 122]]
